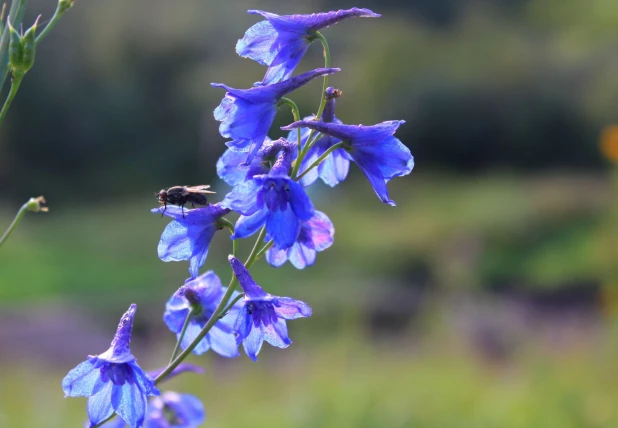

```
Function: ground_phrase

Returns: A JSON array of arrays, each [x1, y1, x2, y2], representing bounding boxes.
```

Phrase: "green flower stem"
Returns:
[[279, 97, 301, 121], [219, 293, 244, 319], [168, 305, 195, 365], [0, 195, 47, 248], [313, 31, 331, 120], [302, 132, 323, 156], [34, 1, 70, 47], [218, 217, 237, 257], [154, 227, 267, 385], [244, 226, 267, 269], [298, 31, 331, 165], [255, 239, 274, 261], [279, 96, 305, 177], [295, 141, 347, 182], [0, 72, 21, 125]]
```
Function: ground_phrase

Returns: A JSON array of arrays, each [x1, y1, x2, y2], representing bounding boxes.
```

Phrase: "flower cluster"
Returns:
[[63, 7, 413, 427]]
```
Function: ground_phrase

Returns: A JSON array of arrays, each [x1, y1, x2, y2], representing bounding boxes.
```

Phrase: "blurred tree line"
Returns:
[[0, 0, 615, 203]]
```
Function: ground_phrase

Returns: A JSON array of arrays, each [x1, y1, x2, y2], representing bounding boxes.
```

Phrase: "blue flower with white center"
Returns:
[[237, 8, 380, 85], [266, 210, 334, 269], [163, 271, 241, 358], [151, 203, 231, 281], [212, 68, 339, 164], [222, 139, 315, 249], [282, 120, 413, 206], [228, 255, 312, 361], [97, 392, 205, 428], [290, 87, 350, 187], [63, 304, 159, 428]]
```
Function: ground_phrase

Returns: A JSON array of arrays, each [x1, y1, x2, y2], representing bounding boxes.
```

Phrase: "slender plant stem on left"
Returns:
[[0, 74, 22, 125], [0, 195, 47, 248]]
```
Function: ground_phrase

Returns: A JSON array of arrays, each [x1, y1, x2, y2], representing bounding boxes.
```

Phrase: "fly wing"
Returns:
[[186, 185, 216, 194]]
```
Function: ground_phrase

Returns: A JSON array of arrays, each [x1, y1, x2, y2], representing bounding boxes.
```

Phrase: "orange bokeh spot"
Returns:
[[600, 125, 618, 163]]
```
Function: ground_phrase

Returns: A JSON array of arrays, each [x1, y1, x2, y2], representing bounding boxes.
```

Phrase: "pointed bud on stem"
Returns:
[[25, 195, 48, 212], [8, 15, 39, 78]]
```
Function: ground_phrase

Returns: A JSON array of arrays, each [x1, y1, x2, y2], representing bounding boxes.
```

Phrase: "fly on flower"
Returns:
[[157, 185, 216, 217]]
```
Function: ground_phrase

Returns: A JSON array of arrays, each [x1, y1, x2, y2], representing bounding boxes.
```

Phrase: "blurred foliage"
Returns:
[[3, 320, 618, 427]]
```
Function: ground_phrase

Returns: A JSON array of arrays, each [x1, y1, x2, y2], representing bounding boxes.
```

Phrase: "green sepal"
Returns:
[[8, 16, 39, 78]]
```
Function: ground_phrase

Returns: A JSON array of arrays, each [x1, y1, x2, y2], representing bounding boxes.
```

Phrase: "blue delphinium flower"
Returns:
[[151, 203, 231, 280], [282, 120, 414, 206], [222, 138, 315, 249], [237, 8, 380, 85], [212, 67, 339, 164], [97, 392, 205, 428], [290, 87, 349, 187], [63, 304, 159, 428], [163, 271, 241, 358], [228, 255, 312, 361], [266, 210, 334, 269]]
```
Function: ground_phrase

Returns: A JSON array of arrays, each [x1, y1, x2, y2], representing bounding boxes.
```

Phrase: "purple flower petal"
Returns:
[[237, 9, 378, 85]]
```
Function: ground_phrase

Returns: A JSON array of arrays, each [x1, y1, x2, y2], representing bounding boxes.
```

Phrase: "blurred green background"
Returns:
[[2, 0, 618, 426]]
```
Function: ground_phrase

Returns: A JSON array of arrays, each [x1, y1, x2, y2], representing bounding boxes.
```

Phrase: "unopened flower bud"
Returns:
[[25, 196, 48, 213], [8, 16, 39, 78], [58, 0, 76, 14], [322, 87, 342, 122]]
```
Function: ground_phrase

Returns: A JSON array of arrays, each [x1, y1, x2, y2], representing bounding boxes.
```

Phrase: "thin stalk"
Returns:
[[154, 227, 267, 385], [254, 239, 274, 262], [0, 73, 22, 125], [279, 97, 304, 177], [295, 141, 347, 182], [313, 31, 331, 121], [244, 226, 266, 269], [218, 217, 237, 257], [302, 132, 323, 156], [297, 31, 332, 167], [0, 195, 46, 248], [219, 293, 244, 319], [35, 1, 66, 46], [0, 195, 28, 247], [168, 306, 195, 364]]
